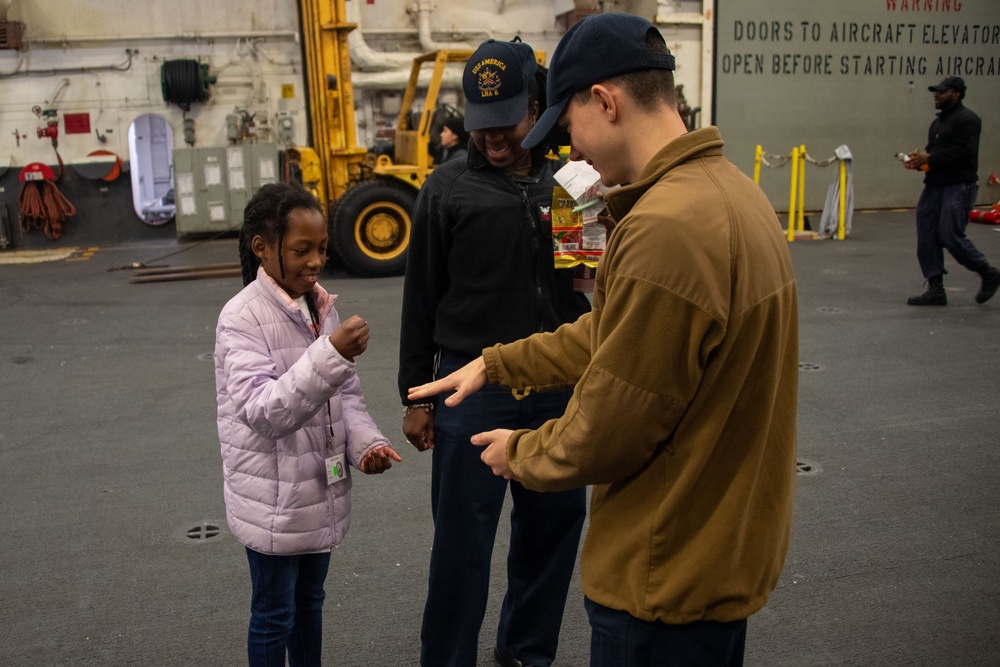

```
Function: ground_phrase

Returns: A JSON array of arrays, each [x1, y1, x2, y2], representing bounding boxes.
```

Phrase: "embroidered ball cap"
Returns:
[[462, 39, 538, 132], [928, 76, 966, 94], [522, 13, 676, 149]]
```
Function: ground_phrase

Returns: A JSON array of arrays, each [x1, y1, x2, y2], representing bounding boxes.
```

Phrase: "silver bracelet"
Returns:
[[403, 402, 434, 416]]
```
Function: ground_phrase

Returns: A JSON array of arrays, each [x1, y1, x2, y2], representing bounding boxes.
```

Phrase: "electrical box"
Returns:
[[277, 115, 295, 145], [225, 144, 279, 227], [0, 22, 25, 50], [226, 146, 249, 226], [173, 143, 279, 237]]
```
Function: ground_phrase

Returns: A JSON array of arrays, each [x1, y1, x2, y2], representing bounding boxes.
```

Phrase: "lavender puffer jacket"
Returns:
[[215, 267, 389, 555]]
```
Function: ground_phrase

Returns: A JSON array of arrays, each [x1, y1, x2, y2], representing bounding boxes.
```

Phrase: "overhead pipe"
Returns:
[[27, 30, 300, 44], [414, 0, 481, 51], [346, 0, 417, 72], [0, 49, 134, 79], [347, 1, 488, 74], [348, 1, 483, 88], [352, 67, 464, 89]]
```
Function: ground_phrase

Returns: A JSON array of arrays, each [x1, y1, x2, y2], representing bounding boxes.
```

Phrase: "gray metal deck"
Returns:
[[1, 209, 998, 665]]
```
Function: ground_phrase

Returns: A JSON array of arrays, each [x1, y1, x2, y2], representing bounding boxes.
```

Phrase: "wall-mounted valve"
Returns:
[[33, 106, 59, 147]]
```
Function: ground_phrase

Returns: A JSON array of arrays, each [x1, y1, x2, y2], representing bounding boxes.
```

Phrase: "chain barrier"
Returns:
[[758, 149, 838, 169], [803, 152, 839, 168], [754, 144, 849, 241], [759, 152, 791, 169]]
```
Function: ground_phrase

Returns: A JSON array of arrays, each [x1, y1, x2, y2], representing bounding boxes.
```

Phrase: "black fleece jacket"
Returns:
[[924, 102, 981, 186], [398, 145, 591, 403]]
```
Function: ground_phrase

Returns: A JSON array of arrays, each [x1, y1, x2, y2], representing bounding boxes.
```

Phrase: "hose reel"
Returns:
[[160, 59, 216, 111]]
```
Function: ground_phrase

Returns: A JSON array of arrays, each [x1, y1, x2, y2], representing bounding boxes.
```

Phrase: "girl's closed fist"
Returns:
[[330, 315, 369, 361]]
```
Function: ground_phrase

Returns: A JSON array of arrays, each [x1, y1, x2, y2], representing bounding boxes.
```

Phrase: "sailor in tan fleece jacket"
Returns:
[[409, 13, 798, 667]]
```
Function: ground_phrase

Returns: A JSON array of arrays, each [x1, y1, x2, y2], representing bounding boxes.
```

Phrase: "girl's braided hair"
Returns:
[[239, 183, 324, 286]]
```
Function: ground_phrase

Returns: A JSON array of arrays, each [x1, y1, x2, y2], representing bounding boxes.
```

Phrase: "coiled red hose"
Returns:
[[18, 180, 77, 241]]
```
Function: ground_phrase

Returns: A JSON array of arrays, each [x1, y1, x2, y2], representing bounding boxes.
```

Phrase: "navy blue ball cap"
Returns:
[[522, 13, 675, 149], [928, 76, 965, 94], [463, 39, 538, 132]]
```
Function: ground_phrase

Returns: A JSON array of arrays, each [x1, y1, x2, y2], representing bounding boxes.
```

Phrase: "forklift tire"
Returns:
[[330, 179, 417, 278]]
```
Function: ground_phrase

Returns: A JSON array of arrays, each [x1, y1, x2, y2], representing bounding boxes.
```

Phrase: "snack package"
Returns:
[[551, 159, 614, 292], [551, 185, 603, 292], [551, 186, 581, 255]]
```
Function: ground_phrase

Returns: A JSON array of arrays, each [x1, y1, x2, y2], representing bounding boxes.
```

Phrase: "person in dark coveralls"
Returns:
[[398, 38, 591, 667], [408, 14, 799, 667], [436, 114, 469, 164], [904, 76, 1000, 306]]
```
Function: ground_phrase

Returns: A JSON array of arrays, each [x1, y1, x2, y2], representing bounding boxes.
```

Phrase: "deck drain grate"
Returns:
[[182, 522, 224, 543], [796, 459, 822, 476], [799, 362, 824, 372], [817, 307, 843, 314]]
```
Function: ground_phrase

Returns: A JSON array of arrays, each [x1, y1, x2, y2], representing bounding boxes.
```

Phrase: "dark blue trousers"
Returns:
[[420, 350, 587, 667], [245, 547, 331, 667], [585, 597, 747, 667], [916, 182, 987, 280]]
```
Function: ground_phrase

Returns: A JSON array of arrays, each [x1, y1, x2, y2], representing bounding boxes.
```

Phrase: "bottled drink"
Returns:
[[896, 151, 929, 171]]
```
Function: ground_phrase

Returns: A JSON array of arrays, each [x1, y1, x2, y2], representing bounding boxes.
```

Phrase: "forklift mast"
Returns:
[[298, 0, 367, 207]]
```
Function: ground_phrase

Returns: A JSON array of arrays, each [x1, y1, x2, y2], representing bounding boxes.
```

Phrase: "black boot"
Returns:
[[908, 276, 946, 306], [975, 266, 1000, 304], [494, 646, 540, 667]]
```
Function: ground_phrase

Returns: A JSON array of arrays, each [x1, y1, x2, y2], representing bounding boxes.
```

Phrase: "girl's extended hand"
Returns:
[[360, 444, 402, 474], [330, 315, 369, 361]]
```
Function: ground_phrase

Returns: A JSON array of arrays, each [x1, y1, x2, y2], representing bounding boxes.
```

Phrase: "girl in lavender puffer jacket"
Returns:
[[215, 183, 401, 666]]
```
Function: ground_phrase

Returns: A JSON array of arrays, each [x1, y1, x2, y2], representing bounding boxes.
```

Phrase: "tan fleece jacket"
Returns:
[[483, 127, 798, 624]]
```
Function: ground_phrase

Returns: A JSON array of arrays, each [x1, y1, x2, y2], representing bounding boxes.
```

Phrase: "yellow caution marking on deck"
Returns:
[[66, 246, 100, 261], [0, 247, 78, 264]]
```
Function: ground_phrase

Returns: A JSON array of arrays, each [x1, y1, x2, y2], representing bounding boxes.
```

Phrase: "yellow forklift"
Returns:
[[294, 0, 472, 277]]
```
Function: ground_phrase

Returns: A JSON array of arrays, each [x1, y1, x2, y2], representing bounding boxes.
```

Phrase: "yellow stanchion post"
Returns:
[[787, 146, 798, 242], [797, 144, 806, 232], [754, 145, 762, 184], [837, 159, 846, 240]]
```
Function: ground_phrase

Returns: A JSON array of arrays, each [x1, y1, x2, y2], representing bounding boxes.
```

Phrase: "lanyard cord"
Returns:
[[305, 293, 335, 441], [305, 293, 321, 337]]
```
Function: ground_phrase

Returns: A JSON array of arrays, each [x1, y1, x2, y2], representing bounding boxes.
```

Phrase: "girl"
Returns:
[[215, 182, 400, 666]]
